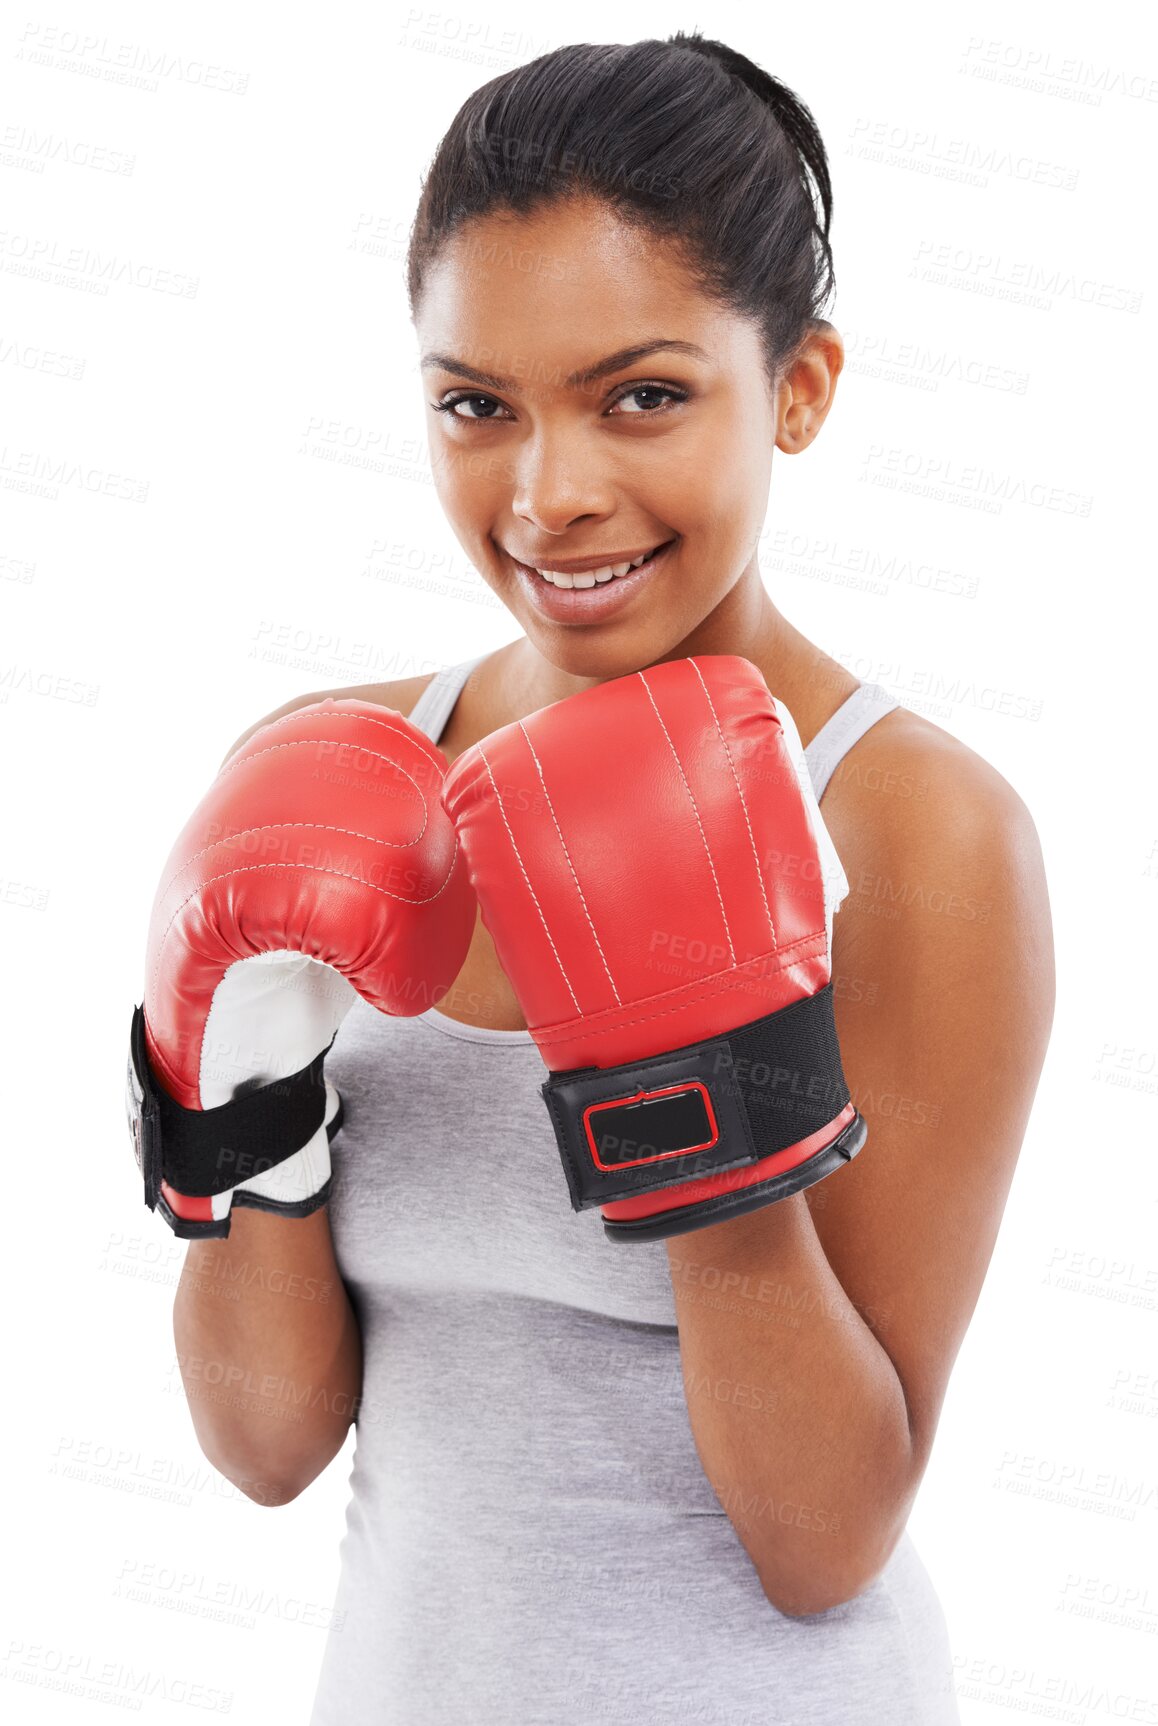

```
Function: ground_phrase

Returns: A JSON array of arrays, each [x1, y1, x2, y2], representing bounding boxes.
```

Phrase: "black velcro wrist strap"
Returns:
[[127, 1002, 333, 1206], [540, 983, 850, 1212]]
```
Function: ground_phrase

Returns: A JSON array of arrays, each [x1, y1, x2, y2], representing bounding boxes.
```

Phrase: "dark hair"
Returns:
[[405, 31, 835, 393]]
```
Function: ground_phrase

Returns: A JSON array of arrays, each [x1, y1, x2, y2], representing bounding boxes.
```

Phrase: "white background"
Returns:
[[2, 1, 1156, 1721]]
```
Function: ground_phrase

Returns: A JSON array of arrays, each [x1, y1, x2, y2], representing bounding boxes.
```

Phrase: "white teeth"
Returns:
[[531, 547, 659, 589]]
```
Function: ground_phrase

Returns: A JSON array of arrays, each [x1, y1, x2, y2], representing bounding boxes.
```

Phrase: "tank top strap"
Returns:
[[804, 681, 903, 803], [406, 658, 902, 796], [406, 653, 488, 742]]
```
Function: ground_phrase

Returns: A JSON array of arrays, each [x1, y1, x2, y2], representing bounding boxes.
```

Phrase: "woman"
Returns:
[[171, 32, 1055, 1724]]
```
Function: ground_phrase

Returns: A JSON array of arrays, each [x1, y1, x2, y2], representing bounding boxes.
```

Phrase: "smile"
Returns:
[[528, 543, 668, 589], [507, 539, 677, 625]]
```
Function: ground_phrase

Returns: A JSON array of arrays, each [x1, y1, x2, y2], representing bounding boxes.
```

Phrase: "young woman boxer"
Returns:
[[137, 32, 1054, 1725]]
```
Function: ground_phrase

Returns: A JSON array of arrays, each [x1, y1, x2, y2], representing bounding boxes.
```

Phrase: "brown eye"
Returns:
[[610, 385, 687, 415], [432, 393, 510, 421]]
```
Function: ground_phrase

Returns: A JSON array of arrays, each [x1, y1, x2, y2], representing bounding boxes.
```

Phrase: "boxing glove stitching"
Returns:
[[156, 813, 464, 934], [636, 669, 737, 965], [176, 819, 434, 876], [516, 720, 624, 1009], [225, 703, 453, 776], [216, 741, 434, 842], [534, 930, 828, 1054], [686, 658, 778, 947], [474, 739, 584, 1016], [148, 855, 468, 1017]]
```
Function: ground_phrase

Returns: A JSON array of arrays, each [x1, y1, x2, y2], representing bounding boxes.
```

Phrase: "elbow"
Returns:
[[758, 1531, 902, 1619], [182, 1396, 356, 1508], [761, 1445, 920, 1617], [752, 1525, 904, 1615], [198, 1440, 318, 1509], [235, 1473, 311, 1509], [762, 1569, 877, 1619]]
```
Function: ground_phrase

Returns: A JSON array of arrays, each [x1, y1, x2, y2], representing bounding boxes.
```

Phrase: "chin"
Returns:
[[527, 625, 682, 688]]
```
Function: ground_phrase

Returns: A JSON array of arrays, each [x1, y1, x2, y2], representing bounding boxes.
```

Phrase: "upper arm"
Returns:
[[806, 727, 1056, 1476]]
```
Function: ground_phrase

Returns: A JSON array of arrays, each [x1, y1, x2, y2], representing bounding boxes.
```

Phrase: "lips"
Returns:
[[509, 538, 677, 625], [512, 540, 673, 588]]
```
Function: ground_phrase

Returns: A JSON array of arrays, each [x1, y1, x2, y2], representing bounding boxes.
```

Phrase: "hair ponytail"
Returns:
[[407, 29, 837, 388], [671, 32, 833, 259]]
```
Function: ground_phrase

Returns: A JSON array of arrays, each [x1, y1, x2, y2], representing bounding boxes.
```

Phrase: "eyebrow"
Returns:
[[419, 339, 711, 393]]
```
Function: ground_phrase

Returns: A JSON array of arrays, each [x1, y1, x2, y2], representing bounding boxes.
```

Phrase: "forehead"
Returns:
[[417, 197, 747, 374]]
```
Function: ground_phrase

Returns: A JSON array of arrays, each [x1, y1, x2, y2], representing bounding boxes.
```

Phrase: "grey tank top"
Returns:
[[308, 657, 961, 1726]]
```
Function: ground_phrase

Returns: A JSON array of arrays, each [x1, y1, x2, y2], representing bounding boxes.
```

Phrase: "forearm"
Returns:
[[667, 1191, 914, 1615], [172, 1205, 362, 1505]]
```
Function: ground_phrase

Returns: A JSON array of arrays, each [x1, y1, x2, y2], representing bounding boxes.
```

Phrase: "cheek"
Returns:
[[660, 466, 761, 558], [704, 444, 772, 545], [430, 434, 513, 511], [645, 415, 762, 526]]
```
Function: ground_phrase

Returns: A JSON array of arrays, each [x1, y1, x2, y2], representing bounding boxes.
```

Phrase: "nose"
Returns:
[[510, 428, 616, 538]]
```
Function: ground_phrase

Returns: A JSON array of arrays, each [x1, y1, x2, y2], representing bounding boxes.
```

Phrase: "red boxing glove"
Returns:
[[440, 655, 865, 1242], [126, 699, 475, 1238]]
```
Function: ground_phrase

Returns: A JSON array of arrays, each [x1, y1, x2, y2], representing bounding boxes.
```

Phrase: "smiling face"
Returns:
[[415, 194, 811, 681]]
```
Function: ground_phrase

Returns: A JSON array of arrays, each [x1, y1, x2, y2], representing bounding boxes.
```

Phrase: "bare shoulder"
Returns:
[[218, 671, 439, 769], [821, 703, 1045, 902], [822, 699, 1054, 1006]]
